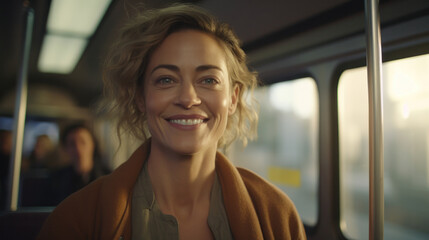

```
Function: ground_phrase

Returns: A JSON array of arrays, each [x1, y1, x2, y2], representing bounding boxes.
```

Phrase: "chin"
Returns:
[[166, 138, 213, 156], [171, 142, 203, 155]]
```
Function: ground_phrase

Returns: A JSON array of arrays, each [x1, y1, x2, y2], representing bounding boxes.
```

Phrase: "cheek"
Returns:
[[144, 91, 173, 128], [207, 92, 231, 117], [144, 92, 165, 114], [86, 144, 95, 155], [220, 98, 229, 109]]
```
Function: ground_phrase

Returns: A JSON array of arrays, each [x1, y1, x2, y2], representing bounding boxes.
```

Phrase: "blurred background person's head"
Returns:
[[61, 124, 99, 177], [43, 123, 110, 206], [0, 129, 12, 210], [0, 129, 12, 157], [26, 134, 55, 170]]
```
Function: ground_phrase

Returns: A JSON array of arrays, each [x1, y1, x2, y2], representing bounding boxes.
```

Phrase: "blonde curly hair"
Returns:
[[103, 4, 258, 148]]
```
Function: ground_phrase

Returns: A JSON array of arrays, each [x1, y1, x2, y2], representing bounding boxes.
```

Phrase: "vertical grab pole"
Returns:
[[365, 0, 384, 239], [7, 1, 34, 211]]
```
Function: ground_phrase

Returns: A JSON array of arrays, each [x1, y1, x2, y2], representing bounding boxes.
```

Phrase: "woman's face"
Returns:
[[139, 29, 238, 155]]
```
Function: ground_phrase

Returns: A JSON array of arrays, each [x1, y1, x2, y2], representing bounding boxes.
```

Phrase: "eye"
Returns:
[[201, 78, 219, 85], [156, 77, 175, 85]]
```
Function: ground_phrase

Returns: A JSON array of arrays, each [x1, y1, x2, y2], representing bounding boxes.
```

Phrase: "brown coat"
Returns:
[[37, 141, 306, 240]]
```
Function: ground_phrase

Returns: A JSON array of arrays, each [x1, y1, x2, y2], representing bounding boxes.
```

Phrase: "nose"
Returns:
[[175, 81, 201, 108]]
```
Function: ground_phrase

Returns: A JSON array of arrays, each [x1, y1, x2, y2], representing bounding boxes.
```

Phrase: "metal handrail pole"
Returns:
[[7, 2, 34, 211], [364, 0, 384, 239]]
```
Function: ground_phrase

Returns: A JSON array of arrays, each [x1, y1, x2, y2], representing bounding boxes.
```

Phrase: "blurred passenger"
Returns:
[[0, 130, 12, 211], [46, 124, 110, 205], [22, 134, 56, 172], [20, 134, 65, 207]]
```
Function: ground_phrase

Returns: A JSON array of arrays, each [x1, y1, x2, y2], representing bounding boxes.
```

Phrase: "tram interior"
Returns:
[[1, 0, 429, 239]]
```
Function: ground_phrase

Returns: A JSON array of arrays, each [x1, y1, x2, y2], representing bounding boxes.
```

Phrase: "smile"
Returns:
[[169, 119, 204, 125]]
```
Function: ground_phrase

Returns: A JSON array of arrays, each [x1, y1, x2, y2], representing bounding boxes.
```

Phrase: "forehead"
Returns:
[[147, 29, 228, 70]]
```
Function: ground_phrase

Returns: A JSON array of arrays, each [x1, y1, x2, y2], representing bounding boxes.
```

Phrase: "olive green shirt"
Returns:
[[131, 163, 233, 240]]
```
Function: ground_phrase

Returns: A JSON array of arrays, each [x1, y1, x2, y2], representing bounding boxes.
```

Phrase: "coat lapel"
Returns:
[[215, 152, 264, 239], [97, 141, 150, 239]]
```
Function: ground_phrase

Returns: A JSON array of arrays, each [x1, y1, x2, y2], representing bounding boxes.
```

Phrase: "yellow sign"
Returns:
[[268, 166, 301, 187]]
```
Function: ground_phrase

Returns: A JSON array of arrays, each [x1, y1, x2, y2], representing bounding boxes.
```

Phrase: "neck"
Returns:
[[147, 141, 217, 217]]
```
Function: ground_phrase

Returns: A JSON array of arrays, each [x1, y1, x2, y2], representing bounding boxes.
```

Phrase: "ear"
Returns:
[[228, 84, 239, 115]]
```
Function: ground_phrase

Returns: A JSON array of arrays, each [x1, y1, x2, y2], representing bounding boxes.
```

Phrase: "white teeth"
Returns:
[[170, 119, 204, 125]]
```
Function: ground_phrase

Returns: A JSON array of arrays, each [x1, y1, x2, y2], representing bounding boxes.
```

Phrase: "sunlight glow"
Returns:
[[269, 78, 317, 119]]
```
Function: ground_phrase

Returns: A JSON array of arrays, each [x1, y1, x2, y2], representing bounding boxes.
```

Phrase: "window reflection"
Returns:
[[229, 77, 319, 225], [339, 54, 429, 239]]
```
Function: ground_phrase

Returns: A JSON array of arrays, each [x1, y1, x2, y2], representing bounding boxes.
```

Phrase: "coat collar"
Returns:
[[215, 151, 264, 239], [98, 140, 150, 239], [98, 140, 263, 239]]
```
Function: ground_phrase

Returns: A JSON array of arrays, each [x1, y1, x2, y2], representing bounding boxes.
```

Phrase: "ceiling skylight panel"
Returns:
[[47, 0, 112, 36], [38, 34, 87, 74], [38, 0, 112, 73]]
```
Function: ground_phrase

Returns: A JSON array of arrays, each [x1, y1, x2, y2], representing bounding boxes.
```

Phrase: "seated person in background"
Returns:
[[47, 124, 110, 205], [20, 134, 57, 207], [0, 130, 12, 211], [22, 134, 57, 172]]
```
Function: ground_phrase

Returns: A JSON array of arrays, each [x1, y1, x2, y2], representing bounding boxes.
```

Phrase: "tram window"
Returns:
[[0, 117, 61, 207], [229, 77, 319, 225], [0, 117, 14, 130], [338, 54, 429, 239], [0, 117, 59, 157]]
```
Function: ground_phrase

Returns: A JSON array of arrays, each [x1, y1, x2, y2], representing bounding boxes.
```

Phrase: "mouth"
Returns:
[[169, 119, 204, 125], [166, 115, 208, 126]]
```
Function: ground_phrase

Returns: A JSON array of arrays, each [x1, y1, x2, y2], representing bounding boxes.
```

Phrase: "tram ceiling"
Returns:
[[0, 0, 419, 109]]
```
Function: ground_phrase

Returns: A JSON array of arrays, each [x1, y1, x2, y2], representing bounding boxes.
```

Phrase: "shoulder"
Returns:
[[37, 176, 106, 239], [237, 167, 295, 209], [237, 167, 307, 240]]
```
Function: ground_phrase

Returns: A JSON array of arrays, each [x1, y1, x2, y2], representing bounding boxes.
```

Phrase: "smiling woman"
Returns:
[[140, 30, 236, 156], [102, 4, 259, 149], [36, 4, 306, 240]]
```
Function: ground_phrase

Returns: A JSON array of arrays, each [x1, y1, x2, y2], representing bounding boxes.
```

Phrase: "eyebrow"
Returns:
[[150, 64, 223, 74], [195, 65, 223, 72], [150, 64, 179, 74]]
